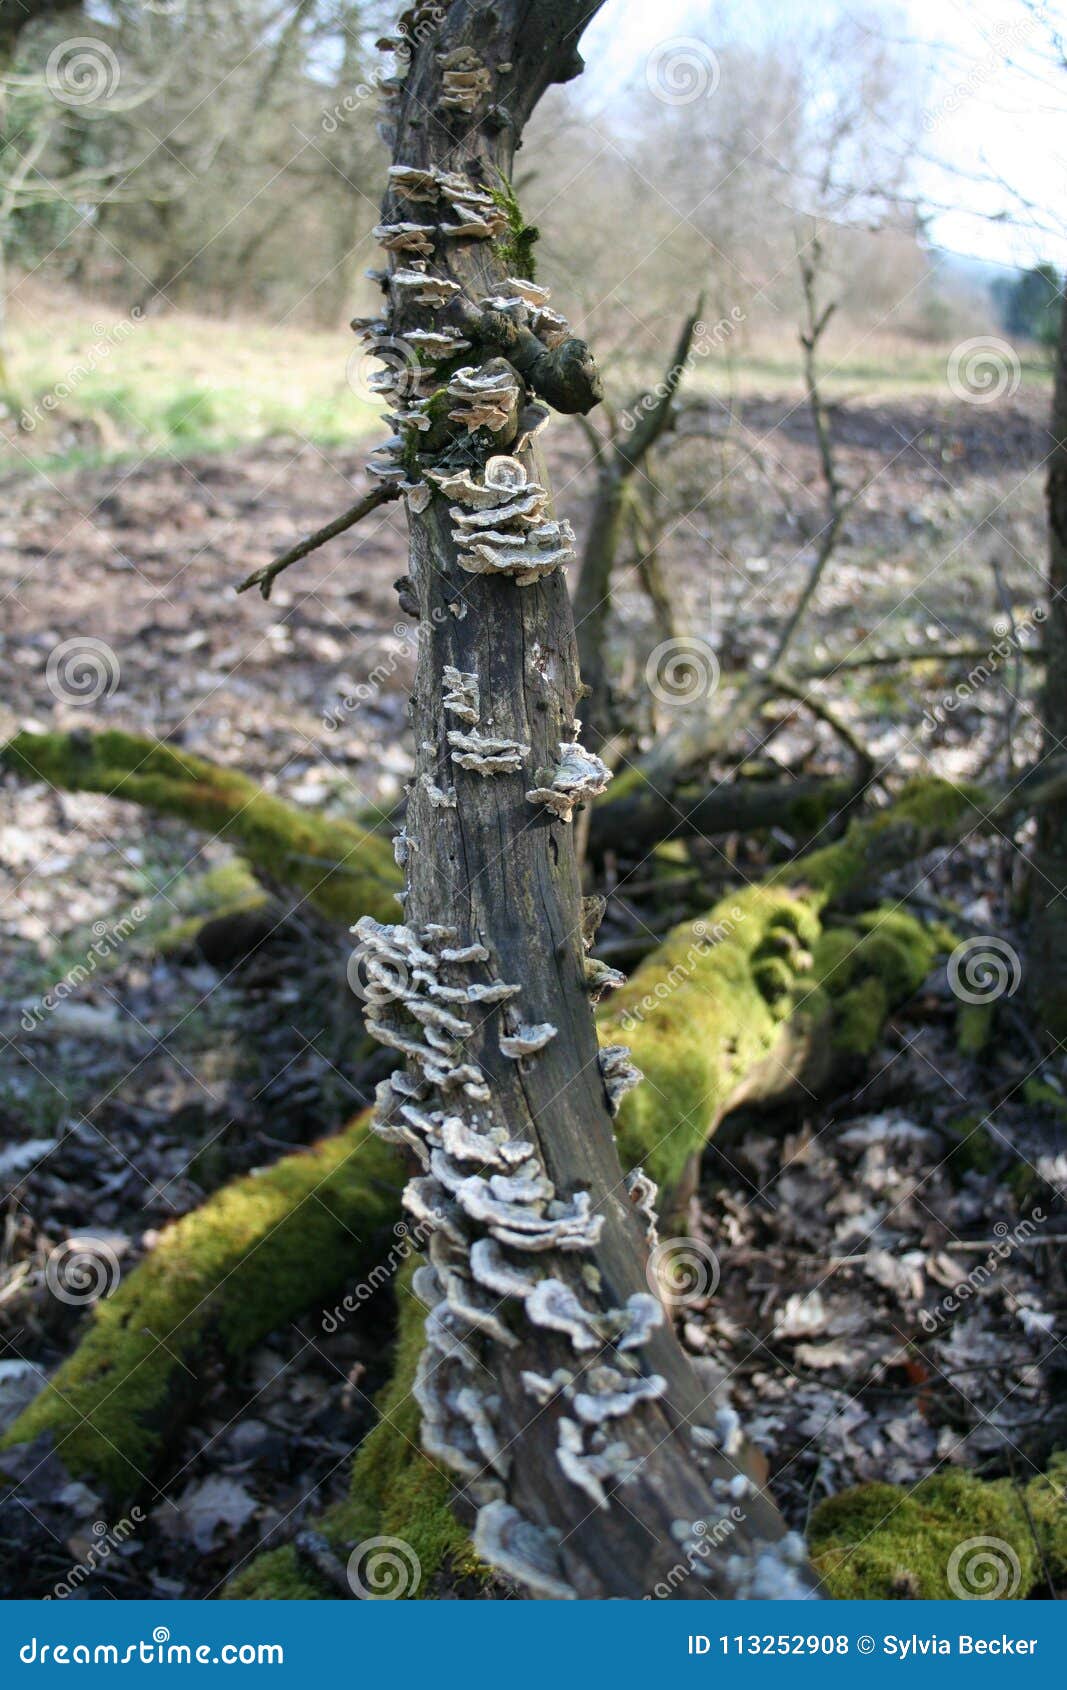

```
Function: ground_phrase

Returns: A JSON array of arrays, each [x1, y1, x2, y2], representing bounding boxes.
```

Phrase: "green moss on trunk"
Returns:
[[2, 729, 401, 926], [1, 1116, 403, 1500]]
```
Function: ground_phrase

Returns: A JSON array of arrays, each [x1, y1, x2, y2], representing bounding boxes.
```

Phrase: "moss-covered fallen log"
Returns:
[[0, 1116, 403, 1502], [810, 1462, 1067, 1599], [588, 770, 865, 859], [2, 773, 985, 1554], [604, 778, 978, 1193], [2, 729, 400, 926]]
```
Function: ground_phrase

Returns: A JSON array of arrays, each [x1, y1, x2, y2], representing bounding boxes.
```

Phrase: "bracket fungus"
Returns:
[[499, 1021, 557, 1058], [390, 267, 462, 307], [437, 46, 493, 113], [525, 1279, 603, 1352], [448, 729, 531, 776], [442, 666, 480, 724], [624, 1167, 660, 1249], [525, 741, 612, 822], [373, 221, 436, 257], [447, 362, 523, 436], [469, 1238, 541, 1300], [572, 1365, 667, 1425], [472, 1503, 576, 1601], [598, 1043, 644, 1115]]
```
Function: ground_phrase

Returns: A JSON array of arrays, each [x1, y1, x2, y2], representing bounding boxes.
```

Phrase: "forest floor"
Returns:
[[1, 383, 1065, 1596]]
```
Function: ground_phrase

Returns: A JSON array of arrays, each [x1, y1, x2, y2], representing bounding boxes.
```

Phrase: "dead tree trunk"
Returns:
[[357, 2, 813, 1600], [1032, 291, 1067, 1041]]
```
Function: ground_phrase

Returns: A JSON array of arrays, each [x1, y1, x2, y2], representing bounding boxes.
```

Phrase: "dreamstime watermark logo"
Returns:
[[920, 605, 1045, 737], [46, 637, 120, 706], [45, 1237, 122, 1306], [618, 908, 746, 1032], [947, 936, 1022, 1005], [18, 1629, 283, 1665], [346, 1534, 421, 1599], [46, 38, 120, 106], [346, 335, 423, 406], [647, 1236, 721, 1306], [645, 636, 721, 708], [346, 941, 410, 1004], [46, 1510, 145, 1600], [322, 1218, 435, 1330], [19, 312, 142, 434], [20, 904, 149, 1032], [322, 6, 446, 129], [947, 336, 1021, 405], [645, 37, 721, 106], [919, 1209, 1044, 1334], [947, 1535, 1022, 1599], [619, 307, 746, 434]]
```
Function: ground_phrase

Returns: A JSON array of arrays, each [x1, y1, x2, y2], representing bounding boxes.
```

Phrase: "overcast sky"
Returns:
[[580, 0, 1067, 273]]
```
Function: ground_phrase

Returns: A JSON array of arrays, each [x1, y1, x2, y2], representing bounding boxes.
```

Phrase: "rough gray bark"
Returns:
[[1032, 291, 1067, 1040], [356, 1, 814, 1600]]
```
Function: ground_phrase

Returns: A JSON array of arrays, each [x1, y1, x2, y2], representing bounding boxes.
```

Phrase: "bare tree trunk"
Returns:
[[358, 2, 813, 1600], [1032, 292, 1067, 1039]]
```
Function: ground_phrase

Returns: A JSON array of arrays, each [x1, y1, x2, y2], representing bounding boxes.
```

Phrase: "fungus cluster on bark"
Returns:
[[340, 0, 817, 1601]]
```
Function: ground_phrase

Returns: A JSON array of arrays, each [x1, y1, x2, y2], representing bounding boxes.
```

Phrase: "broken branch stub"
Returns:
[[359, 0, 814, 1601]]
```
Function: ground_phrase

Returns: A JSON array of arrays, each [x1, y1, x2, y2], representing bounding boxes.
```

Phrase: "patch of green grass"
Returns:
[[3, 306, 382, 475]]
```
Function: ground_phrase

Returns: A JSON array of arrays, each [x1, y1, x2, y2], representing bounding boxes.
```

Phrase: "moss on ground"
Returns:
[[0, 1116, 403, 1500], [810, 1468, 1065, 1599], [2, 730, 401, 926], [1026, 1454, 1067, 1585]]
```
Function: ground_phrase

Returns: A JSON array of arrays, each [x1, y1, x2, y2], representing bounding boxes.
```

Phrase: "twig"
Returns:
[[792, 643, 1046, 679], [236, 484, 402, 600], [764, 673, 876, 784], [764, 234, 856, 675]]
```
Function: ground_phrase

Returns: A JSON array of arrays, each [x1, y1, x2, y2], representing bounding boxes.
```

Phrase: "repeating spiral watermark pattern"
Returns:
[[947, 1535, 1022, 1599], [947, 336, 1021, 406], [645, 37, 720, 106], [346, 1534, 421, 1599], [947, 936, 1022, 1006], [346, 943, 410, 1004], [45, 637, 120, 706], [346, 336, 422, 405], [45, 1237, 122, 1306], [46, 38, 121, 106], [647, 1236, 720, 1307], [645, 636, 720, 708]]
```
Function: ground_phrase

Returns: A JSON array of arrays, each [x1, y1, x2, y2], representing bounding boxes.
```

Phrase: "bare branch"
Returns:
[[236, 483, 401, 600]]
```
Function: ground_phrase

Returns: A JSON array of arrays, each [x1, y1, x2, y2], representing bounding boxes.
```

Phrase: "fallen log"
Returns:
[[2, 729, 400, 926], [588, 770, 866, 859], [1, 776, 978, 1577], [0, 1116, 403, 1504]]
